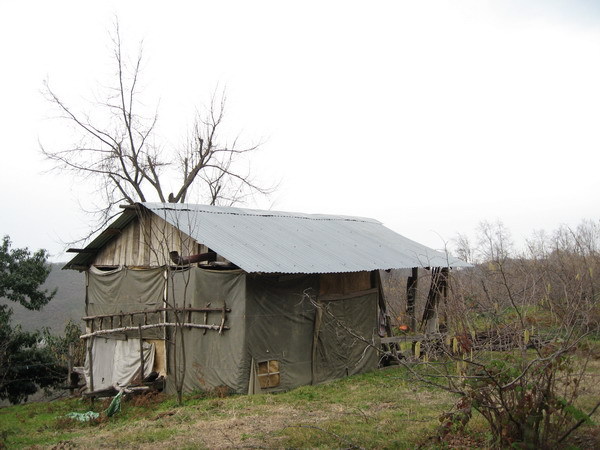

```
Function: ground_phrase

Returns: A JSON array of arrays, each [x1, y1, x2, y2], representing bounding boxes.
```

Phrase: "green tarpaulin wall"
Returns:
[[166, 268, 248, 393], [87, 266, 165, 339], [246, 274, 319, 392], [86, 266, 380, 394], [312, 290, 380, 384]]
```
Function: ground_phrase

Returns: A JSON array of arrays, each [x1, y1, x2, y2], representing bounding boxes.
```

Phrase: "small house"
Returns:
[[64, 203, 468, 395]]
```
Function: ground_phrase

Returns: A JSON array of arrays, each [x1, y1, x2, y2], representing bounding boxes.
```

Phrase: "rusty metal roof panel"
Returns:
[[141, 203, 469, 273]]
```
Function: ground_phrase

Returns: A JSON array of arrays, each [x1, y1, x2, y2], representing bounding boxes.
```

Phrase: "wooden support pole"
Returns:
[[406, 267, 418, 332], [87, 319, 95, 394], [440, 267, 449, 328], [219, 301, 227, 335], [138, 325, 145, 383], [203, 302, 211, 335], [376, 270, 398, 358], [375, 270, 393, 337], [421, 267, 448, 334], [67, 342, 74, 395]]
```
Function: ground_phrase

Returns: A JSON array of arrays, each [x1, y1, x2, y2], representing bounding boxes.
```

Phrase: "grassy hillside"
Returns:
[[0, 263, 85, 334], [1, 361, 598, 449], [0, 367, 460, 448]]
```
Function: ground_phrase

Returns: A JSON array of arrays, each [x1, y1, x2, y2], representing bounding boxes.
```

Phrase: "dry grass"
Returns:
[[0, 367, 456, 449], [2, 358, 598, 448]]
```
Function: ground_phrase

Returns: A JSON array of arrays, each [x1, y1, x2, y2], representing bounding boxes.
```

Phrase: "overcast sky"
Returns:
[[1, 0, 599, 261]]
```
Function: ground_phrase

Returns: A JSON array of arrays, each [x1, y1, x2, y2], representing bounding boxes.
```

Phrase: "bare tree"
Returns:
[[41, 22, 270, 239]]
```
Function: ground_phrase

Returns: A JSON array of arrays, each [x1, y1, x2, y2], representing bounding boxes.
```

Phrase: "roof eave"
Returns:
[[62, 206, 144, 270]]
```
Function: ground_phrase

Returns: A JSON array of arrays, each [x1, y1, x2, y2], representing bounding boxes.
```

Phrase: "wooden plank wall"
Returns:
[[93, 214, 205, 267], [319, 271, 372, 295]]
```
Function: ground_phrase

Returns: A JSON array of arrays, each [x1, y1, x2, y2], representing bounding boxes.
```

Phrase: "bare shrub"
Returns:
[[411, 220, 600, 447]]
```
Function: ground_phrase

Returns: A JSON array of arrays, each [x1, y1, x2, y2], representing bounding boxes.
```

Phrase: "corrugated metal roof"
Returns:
[[140, 203, 469, 273]]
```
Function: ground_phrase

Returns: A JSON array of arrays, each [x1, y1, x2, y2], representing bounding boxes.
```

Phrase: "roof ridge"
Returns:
[[147, 203, 379, 223]]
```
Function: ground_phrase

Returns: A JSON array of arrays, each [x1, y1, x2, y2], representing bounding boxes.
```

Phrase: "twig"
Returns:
[[281, 425, 365, 450], [557, 400, 600, 444], [354, 407, 369, 423], [219, 429, 237, 447]]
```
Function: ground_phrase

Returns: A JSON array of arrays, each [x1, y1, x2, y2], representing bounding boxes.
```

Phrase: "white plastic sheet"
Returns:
[[84, 337, 155, 391]]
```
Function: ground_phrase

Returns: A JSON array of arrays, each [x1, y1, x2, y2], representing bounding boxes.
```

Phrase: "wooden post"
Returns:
[[421, 267, 448, 334], [87, 338, 95, 394], [440, 267, 449, 331], [219, 301, 227, 334], [376, 270, 397, 359], [375, 270, 394, 337], [406, 267, 418, 332], [203, 302, 211, 335], [67, 342, 74, 395], [138, 324, 145, 383]]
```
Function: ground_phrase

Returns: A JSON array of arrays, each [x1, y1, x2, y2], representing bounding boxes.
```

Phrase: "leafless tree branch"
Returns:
[[41, 21, 272, 245]]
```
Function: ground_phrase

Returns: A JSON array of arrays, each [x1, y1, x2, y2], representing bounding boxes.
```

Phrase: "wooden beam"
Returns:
[[169, 251, 217, 265], [80, 322, 230, 339], [82, 306, 231, 321], [119, 204, 141, 210], [381, 334, 428, 344]]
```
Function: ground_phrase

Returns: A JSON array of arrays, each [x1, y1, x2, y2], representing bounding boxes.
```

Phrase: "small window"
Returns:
[[257, 360, 280, 388]]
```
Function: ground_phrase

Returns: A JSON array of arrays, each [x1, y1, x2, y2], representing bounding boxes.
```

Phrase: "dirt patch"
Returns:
[[164, 407, 308, 449], [128, 391, 167, 408], [67, 404, 335, 449]]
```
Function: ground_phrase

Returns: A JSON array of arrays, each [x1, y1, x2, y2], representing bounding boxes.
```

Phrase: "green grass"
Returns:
[[0, 367, 457, 449], [0, 398, 93, 447], [1, 352, 598, 448]]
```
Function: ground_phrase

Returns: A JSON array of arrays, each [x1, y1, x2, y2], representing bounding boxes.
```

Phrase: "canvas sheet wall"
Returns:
[[312, 291, 380, 384], [165, 268, 248, 394], [85, 266, 380, 394], [245, 274, 319, 392], [87, 266, 165, 339], [166, 270, 378, 394]]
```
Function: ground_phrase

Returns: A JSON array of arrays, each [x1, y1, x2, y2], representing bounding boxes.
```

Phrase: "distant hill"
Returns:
[[0, 263, 85, 335]]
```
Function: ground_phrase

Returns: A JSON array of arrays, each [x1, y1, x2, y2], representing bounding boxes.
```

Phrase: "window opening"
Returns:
[[257, 360, 280, 388], [93, 265, 119, 271]]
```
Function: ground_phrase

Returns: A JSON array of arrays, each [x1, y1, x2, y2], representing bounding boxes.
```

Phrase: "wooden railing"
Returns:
[[81, 303, 231, 338]]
